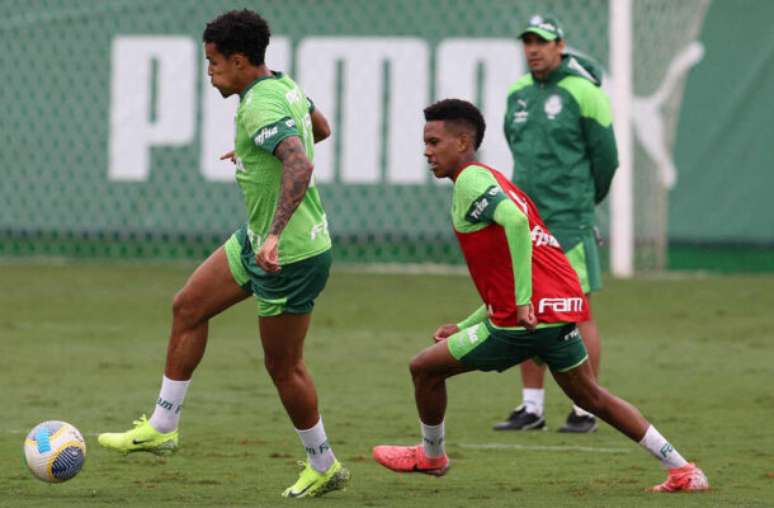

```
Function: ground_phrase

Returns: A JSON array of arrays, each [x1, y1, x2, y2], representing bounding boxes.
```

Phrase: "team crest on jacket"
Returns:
[[544, 94, 562, 119]]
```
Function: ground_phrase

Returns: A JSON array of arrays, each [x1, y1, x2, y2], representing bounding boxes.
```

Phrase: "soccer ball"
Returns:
[[24, 421, 86, 482]]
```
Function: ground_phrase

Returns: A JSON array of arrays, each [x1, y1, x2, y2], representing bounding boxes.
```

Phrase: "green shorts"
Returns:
[[224, 226, 331, 317], [447, 322, 588, 373], [553, 227, 603, 294]]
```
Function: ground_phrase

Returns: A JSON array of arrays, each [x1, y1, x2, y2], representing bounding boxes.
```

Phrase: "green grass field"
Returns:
[[1, 262, 773, 507]]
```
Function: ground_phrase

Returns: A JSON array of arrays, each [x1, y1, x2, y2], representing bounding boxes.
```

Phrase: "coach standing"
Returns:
[[494, 15, 618, 433]]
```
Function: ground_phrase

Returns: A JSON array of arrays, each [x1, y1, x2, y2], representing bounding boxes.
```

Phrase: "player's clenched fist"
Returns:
[[433, 324, 459, 343], [256, 234, 281, 272]]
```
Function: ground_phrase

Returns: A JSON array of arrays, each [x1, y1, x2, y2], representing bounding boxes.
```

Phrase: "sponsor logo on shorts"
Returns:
[[562, 327, 580, 341], [466, 326, 480, 344], [538, 297, 584, 314]]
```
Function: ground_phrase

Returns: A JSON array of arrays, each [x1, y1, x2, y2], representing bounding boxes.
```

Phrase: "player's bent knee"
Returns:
[[409, 350, 452, 386], [171, 290, 189, 316], [172, 289, 204, 326], [408, 355, 424, 379], [263, 356, 303, 384], [409, 353, 435, 383]]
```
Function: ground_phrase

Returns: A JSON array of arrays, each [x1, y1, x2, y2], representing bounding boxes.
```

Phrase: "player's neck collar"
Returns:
[[452, 160, 480, 181], [239, 70, 282, 99]]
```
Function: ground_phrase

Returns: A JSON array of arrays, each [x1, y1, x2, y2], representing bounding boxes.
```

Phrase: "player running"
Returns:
[[372, 99, 708, 493], [97, 10, 349, 498]]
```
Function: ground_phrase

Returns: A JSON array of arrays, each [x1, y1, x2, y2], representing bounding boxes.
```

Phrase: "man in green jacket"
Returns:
[[495, 15, 618, 433]]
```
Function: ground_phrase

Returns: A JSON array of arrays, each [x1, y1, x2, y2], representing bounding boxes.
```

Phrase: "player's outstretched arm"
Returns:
[[255, 136, 313, 272]]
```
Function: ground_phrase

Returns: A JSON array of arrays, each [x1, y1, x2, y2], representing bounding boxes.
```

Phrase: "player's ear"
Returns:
[[458, 131, 472, 153], [231, 53, 247, 69]]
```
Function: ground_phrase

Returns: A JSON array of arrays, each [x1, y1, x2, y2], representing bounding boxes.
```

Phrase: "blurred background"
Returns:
[[1, 0, 772, 273]]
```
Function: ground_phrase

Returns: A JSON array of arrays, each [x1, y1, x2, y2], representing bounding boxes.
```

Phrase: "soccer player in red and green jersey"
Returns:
[[98, 10, 349, 498], [372, 99, 708, 493]]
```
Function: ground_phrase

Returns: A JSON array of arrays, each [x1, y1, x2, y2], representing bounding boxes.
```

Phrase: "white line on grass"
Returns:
[[4, 428, 631, 454], [461, 443, 631, 454]]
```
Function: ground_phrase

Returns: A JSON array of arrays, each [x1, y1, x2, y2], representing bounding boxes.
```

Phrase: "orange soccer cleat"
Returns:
[[651, 463, 709, 492], [372, 444, 450, 476]]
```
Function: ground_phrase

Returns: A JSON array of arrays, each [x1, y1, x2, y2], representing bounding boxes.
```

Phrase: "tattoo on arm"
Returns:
[[270, 136, 313, 236]]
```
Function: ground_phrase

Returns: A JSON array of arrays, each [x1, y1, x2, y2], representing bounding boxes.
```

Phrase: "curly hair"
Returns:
[[423, 99, 486, 150], [202, 9, 271, 66]]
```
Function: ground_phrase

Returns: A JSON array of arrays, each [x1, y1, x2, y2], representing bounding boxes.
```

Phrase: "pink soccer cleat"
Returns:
[[651, 463, 709, 492], [372, 444, 450, 476]]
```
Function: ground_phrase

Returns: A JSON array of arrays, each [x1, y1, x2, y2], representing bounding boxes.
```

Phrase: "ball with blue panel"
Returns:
[[24, 420, 86, 482]]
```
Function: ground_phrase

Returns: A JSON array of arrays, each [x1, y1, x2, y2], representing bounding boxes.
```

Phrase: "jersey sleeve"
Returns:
[[492, 200, 533, 306], [240, 93, 301, 155], [455, 166, 507, 225], [456, 304, 489, 329]]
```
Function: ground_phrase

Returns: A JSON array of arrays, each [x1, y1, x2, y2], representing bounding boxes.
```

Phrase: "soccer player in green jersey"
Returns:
[[98, 10, 349, 498]]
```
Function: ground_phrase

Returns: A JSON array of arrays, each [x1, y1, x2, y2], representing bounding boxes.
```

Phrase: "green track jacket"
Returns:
[[503, 54, 618, 231]]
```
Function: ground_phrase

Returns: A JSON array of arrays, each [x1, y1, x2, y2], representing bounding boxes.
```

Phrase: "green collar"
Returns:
[[533, 64, 563, 85], [240, 71, 283, 99]]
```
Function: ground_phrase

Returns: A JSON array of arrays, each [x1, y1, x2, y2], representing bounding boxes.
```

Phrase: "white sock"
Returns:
[[148, 376, 190, 433], [297, 418, 336, 473], [522, 388, 544, 416], [638, 425, 688, 469], [421, 420, 446, 458], [573, 404, 594, 417]]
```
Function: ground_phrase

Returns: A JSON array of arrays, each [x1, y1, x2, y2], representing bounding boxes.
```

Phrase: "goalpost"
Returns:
[[610, 0, 634, 278], [608, 0, 711, 277]]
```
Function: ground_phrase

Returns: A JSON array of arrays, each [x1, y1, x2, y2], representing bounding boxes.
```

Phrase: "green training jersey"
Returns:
[[234, 72, 331, 265]]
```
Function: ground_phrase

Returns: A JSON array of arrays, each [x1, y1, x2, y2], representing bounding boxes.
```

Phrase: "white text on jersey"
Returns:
[[538, 297, 584, 314]]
